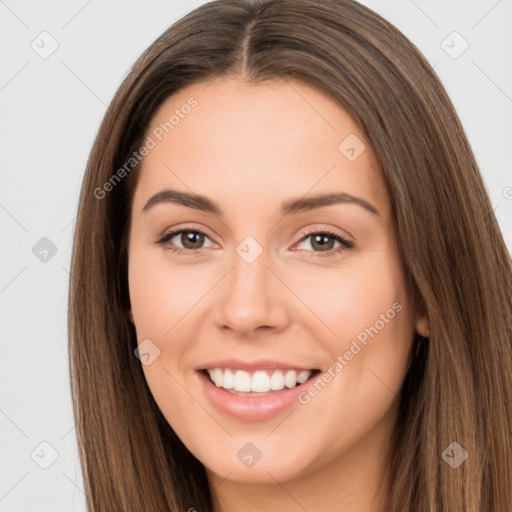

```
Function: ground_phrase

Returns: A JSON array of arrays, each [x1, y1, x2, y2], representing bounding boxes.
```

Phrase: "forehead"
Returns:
[[132, 77, 389, 221]]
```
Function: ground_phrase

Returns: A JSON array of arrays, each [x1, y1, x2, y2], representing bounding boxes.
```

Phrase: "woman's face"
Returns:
[[128, 77, 426, 486]]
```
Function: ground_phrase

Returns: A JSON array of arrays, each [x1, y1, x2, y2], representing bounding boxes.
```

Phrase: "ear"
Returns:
[[415, 312, 429, 338], [128, 309, 134, 324]]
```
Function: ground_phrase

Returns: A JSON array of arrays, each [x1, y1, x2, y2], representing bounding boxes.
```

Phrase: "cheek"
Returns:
[[127, 248, 221, 399], [287, 250, 414, 464], [290, 245, 415, 409], [127, 249, 206, 421], [287, 248, 411, 349], [128, 247, 214, 338]]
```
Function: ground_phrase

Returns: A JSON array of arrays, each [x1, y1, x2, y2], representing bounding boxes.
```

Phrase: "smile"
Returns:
[[196, 364, 321, 421], [204, 368, 316, 393]]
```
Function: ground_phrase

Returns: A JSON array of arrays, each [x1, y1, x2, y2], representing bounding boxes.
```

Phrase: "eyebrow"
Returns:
[[142, 188, 379, 217]]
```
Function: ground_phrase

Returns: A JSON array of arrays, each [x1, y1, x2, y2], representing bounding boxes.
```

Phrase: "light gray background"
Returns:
[[1, 0, 511, 510]]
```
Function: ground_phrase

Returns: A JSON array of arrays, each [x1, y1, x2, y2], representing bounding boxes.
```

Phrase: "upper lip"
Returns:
[[195, 359, 319, 372]]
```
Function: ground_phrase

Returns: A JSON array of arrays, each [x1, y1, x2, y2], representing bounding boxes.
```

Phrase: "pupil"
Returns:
[[313, 234, 333, 251], [183, 231, 203, 248]]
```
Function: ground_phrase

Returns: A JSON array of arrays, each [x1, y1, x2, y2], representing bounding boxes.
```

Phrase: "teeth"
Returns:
[[206, 368, 313, 392], [234, 370, 252, 392], [252, 371, 270, 392], [297, 370, 310, 384], [284, 370, 296, 388], [213, 368, 223, 387], [270, 370, 285, 390], [223, 368, 234, 389]]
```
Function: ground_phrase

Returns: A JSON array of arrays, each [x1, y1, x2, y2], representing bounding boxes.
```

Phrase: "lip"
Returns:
[[195, 359, 316, 372], [196, 368, 319, 421]]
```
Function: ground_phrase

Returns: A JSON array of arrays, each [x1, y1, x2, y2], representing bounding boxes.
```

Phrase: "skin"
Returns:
[[127, 77, 429, 512]]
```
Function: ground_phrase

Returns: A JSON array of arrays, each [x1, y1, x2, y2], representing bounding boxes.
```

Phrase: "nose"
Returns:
[[212, 246, 290, 338]]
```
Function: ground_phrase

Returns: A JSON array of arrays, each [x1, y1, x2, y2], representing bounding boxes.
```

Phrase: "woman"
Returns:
[[68, 0, 512, 510]]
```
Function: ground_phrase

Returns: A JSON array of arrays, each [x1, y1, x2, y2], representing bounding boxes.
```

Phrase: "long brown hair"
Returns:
[[68, 0, 512, 510]]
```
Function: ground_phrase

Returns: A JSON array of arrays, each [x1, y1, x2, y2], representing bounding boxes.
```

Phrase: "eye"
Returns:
[[154, 226, 355, 257], [293, 229, 354, 257], [155, 227, 216, 254]]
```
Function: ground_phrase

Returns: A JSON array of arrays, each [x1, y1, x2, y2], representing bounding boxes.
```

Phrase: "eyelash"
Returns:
[[154, 225, 355, 258]]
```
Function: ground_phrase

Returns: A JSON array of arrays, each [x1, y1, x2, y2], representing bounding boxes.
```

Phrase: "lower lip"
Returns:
[[197, 370, 316, 421]]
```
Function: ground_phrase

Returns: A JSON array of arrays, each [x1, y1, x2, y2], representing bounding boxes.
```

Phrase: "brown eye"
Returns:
[[310, 233, 336, 251], [294, 230, 354, 257], [180, 231, 205, 249], [155, 228, 217, 254]]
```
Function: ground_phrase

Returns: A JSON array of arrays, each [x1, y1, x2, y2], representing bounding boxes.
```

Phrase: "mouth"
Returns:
[[196, 365, 322, 421], [200, 367, 321, 396]]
